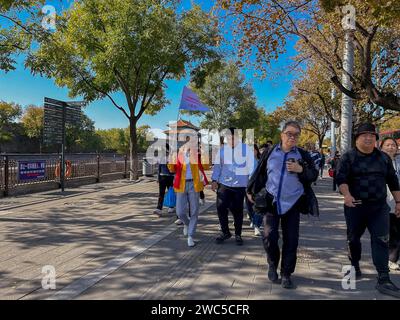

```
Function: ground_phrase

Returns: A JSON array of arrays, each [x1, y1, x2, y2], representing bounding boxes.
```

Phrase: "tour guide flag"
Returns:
[[179, 86, 210, 112]]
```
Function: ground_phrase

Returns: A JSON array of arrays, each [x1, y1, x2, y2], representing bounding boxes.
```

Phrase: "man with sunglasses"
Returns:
[[336, 123, 400, 298]]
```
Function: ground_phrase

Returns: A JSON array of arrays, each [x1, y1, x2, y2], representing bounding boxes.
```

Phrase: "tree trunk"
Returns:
[[129, 118, 139, 181], [318, 135, 324, 151]]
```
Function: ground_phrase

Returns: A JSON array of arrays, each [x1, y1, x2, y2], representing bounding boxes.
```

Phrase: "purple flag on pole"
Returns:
[[179, 86, 210, 112]]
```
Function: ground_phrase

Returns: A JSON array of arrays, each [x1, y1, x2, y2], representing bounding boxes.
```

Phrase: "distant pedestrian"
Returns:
[[259, 144, 269, 155], [320, 150, 326, 179], [330, 151, 341, 191], [260, 140, 274, 155], [154, 145, 176, 217], [309, 146, 321, 185], [380, 137, 400, 271], [245, 144, 263, 236], [336, 123, 400, 298]]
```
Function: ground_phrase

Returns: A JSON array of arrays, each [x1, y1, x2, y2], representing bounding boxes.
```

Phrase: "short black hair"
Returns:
[[228, 127, 237, 135]]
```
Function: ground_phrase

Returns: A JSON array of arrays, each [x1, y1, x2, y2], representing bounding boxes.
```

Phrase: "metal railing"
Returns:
[[0, 153, 157, 197]]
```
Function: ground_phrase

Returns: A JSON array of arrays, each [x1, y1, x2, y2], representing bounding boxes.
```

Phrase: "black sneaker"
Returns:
[[268, 266, 279, 283], [281, 275, 295, 289], [353, 265, 362, 280], [376, 274, 400, 298], [215, 232, 232, 244], [235, 235, 243, 246]]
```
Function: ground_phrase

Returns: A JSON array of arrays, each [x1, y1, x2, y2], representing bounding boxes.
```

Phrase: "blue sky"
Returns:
[[0, 0, 298, 131]]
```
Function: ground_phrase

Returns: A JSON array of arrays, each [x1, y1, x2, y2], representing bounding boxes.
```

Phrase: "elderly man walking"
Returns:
[[247, 121, 319, 289], [336, 123, 400, 298]]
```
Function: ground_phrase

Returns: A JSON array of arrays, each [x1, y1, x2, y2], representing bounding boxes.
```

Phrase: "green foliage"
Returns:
[[195, 62, 257, 131], [0, 0, 45, 72], [27, 0, 221, 178], [96, 128, 128, 154], [97, 125, 152, 154], [0, 100, 22, 147], [65, 113, 104, 153], [136, 125, 153, 153], [319, 0, 400, 25], [21, 104, 43, 139], [194, 61, 280, 144], [254, 110, 281, 145]]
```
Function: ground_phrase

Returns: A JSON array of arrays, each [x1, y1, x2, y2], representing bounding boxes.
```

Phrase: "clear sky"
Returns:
[[0, 0, 298, 132]]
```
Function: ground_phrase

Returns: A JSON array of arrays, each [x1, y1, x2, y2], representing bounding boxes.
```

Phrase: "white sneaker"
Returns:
[[254, 226, 261, 236], [168, 207, 176, 213], [389, 261, 400, 271], [174, 219, 183, 225], [188, 236, 195, 247], [183, 224, 188, 236], [250, 222, 254, 228], [153, 209, 162, 216]]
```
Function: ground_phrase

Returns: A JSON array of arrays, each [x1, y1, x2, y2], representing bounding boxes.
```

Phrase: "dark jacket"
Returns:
[[158, 163, 174, 181], [246, 144, 319, 216]]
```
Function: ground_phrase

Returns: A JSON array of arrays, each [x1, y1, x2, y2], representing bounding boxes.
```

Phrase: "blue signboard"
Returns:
[[18, 161, 46, 181]]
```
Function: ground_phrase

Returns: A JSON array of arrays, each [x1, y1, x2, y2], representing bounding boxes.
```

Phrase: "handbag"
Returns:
[[163, 187, 176, 208], [253, 188, 273, 214], [328, 168, 334, 178]]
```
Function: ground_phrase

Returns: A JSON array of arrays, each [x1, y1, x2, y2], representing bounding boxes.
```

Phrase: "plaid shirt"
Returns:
[[336, 148, 400, 202]]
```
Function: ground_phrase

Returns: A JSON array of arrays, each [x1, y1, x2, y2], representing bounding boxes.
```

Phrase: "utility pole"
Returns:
[[331, 87, 337, 157], [340, 5, 356, 153]]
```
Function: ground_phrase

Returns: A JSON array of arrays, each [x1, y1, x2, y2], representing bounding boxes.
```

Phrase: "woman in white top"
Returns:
[[380, 137, 400, 271]]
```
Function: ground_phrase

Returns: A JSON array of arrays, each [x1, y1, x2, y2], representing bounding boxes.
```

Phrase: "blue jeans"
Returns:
[[245, 197, 262, 227], [176, 180, 200, 237]]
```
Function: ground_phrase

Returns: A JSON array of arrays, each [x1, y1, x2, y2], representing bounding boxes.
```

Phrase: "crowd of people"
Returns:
[[153, 121, 400, 298]]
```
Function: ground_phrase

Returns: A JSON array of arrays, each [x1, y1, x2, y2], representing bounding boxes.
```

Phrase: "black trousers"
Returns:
[[344, 201, 390, 274], [389, 213, 400, 263], [262, 198, 301, 276], [157, 175, 174, 210], [333, 172, 337, 191], [216, 184, 246, 236]]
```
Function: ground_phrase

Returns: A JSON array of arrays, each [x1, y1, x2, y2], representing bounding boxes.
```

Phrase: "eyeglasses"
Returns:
[[283, 131, 300, 139]]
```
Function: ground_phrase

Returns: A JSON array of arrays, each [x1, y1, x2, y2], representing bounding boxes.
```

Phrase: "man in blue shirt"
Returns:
[[247, 121, 318, 289], [211, 127, 255, 245]]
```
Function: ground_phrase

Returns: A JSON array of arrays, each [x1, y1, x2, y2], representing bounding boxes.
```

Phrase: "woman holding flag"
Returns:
[[167, 85, 210, 246]]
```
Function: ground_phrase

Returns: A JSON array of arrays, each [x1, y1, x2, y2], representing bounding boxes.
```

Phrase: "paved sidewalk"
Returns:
[[0, 176, 398, 300]]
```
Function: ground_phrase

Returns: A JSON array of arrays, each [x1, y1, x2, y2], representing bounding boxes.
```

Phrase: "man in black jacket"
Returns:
[[247, 121, 319, 289], [336, 123, 400, 298]]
